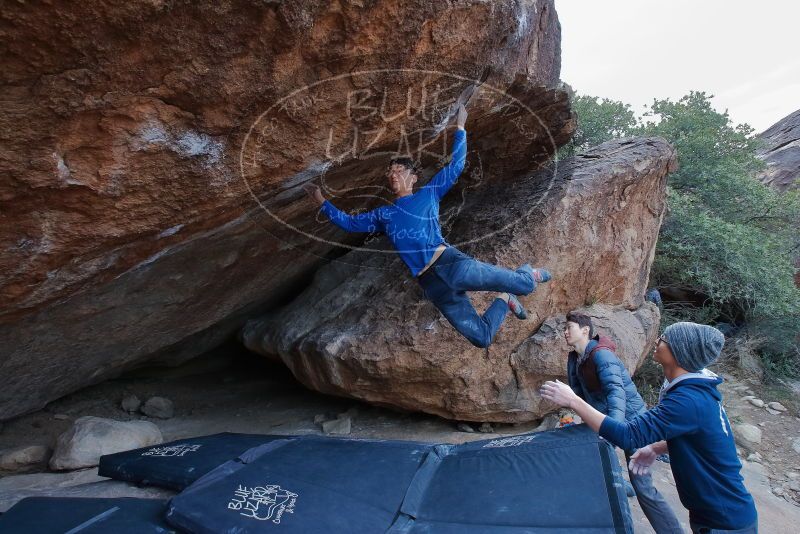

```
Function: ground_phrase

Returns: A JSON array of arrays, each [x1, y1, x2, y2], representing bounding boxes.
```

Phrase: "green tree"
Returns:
[[638, 92, 797, 236], [653, 189, 799, 320], [566, 90, 800, 373], [559, 95, 638, 157]]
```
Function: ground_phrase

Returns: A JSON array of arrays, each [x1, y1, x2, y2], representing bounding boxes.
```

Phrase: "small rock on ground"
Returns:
[[313, 414, 327, 424], [734, 423, 762, 450], [0, 446, 51, 472], [768, 402, 787, 412], [141, 397, 174, 419], [322, 415, 351, 435], [49, 416, 162, 470], [120, 395, 141, 413]]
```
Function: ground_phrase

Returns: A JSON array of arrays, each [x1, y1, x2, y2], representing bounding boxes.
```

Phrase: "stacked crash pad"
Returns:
[[98, 432, 289, 490]]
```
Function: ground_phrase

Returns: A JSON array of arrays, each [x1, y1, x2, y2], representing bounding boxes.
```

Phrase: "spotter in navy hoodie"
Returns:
[[599, 370, 757, 530]]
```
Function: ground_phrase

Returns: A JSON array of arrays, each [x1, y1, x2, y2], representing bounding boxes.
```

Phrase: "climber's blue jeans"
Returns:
[[417, 246, 535, 348]]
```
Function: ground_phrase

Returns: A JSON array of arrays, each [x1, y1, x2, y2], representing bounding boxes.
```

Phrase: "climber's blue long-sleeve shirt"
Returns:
[[320, 129, 467, 276]]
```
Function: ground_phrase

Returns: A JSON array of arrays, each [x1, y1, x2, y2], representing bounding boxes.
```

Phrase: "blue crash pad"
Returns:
[[390, 424, 633, 533], [164, 426, 632, 533], [165, 435, 434, 533], [98, 432, 291, 490], [0, 497, 173, 533]]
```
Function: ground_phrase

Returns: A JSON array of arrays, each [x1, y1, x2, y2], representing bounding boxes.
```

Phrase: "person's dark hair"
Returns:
[[566, 311, 594, 339], [389, 157, 420, 177]]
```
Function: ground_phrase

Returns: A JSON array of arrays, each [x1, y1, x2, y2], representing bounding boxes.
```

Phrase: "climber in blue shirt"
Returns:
[[304, 104, 551, 348]]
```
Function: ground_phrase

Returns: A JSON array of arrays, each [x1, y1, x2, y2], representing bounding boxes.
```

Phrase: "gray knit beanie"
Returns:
[[662, 322, 725, 372]]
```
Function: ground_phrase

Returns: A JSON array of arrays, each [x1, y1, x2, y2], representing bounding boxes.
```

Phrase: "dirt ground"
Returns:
[[1, 343, 799, 532]]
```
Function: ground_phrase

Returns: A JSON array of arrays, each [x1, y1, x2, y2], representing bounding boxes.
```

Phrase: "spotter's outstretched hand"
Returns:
[[539, 379, 579, 408], [629, 445, 658, 476]]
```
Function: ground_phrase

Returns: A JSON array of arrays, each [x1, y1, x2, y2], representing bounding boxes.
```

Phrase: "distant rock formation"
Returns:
[[757, 109, 800, 286], [757, 109, 800, 192]]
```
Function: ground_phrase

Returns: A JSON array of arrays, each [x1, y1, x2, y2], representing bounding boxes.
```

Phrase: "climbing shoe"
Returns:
[[507, 294, 528, 320], [518, 264, 551, 287]]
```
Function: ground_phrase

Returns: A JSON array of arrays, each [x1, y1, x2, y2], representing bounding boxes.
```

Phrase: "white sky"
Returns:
[[556, 0, 800, 133]]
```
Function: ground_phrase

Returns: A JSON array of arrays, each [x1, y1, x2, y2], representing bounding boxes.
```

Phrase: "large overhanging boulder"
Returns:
[[0, 1, 573, 420], [242, 137, 677, 422]]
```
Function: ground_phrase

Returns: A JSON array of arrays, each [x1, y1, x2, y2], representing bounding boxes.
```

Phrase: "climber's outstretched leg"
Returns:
[[417, 246, 552, 347], [429, 247, 549, 295], [419, 278, 508, 348]]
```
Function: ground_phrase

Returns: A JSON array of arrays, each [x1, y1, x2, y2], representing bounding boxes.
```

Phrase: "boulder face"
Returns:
[[757, 109, 800, 193], [0, 0, 573, 419], [243, 137, 676, 422]]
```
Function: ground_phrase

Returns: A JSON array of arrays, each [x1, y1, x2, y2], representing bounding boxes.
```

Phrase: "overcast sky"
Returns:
[[556, 0, 800, 133]]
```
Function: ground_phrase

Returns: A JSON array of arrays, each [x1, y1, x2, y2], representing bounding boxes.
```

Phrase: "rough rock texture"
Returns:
[[243, 137, 676, 422], [0, 0, 574, 420], [49, 416, 162, 470], [757, 109, 800, 193], [756, 109, 800, 287]]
